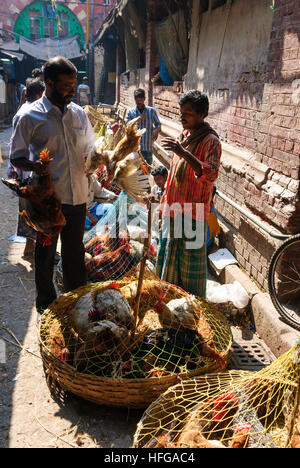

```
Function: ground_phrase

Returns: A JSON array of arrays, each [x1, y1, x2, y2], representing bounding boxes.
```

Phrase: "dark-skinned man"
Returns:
[[157, 90, 222, 298], [9, 56, 96, 318]]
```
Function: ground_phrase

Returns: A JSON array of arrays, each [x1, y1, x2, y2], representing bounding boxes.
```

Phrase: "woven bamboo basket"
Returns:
[[83, 105, 115, 128], [133, 345, 300, 448], [39, 278, 233, 409]]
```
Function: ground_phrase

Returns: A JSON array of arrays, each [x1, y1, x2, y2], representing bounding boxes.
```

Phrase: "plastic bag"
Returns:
[[206, 280, 249, 309]]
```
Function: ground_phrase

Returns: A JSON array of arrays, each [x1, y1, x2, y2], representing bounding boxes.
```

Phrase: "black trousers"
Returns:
[[35, 203, 87, 309]]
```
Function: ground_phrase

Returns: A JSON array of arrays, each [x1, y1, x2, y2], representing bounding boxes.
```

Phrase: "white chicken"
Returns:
[[111, 152, 150, 203], [71, 287, 134, 337]]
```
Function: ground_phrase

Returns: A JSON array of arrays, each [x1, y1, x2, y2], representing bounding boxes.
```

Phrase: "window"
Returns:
[[43, 5, 56, 19], [30, 18, 41, 40], [211, 0, 227, 9], [58, 11, 69, 37], [44, 20, 55, 38]]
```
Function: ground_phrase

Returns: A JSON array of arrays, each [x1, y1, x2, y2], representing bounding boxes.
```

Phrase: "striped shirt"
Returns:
[[161, 133, 222, 222], [125, 106, 161, 152]]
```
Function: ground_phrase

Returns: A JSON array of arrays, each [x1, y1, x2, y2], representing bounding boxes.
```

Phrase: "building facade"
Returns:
[[0, 0, 115, 122]]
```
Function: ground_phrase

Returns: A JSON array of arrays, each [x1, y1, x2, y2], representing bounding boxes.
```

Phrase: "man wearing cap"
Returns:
[[77, 76, 92, 106]]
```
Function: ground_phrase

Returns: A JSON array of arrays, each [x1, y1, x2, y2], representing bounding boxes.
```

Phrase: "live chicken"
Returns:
[[45, 319, 70, 363], [155, 296, 227, 370], [2, 148, 66, 237], [85, 243, 132, 281], [74, 320, 129, 375], [85, 116, 146, 177], [71, 285, 134, 337]]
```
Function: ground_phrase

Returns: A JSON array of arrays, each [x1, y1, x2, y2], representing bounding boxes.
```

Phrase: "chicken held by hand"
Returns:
[[2, 148, 66, 237]]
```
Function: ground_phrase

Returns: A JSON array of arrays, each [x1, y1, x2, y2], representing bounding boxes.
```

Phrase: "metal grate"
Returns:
[[229, 341, 275, 371]]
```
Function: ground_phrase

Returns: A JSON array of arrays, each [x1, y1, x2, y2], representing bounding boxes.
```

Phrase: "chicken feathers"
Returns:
[[112, 152, 150, 203], [2, 149, 66, 237], [85, 116, 146, 176]]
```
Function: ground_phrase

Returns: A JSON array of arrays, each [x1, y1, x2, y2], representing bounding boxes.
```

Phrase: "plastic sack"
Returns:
[[207, 281, 250, 310]]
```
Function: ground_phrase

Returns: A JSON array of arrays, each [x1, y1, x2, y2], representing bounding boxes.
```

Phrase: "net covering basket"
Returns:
[[39, 278, 233, 409], [133, 345, 300, 447]]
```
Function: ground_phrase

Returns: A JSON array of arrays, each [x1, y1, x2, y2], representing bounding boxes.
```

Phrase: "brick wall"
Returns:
[[117, 0, 300, 291], [153, 82, 183, 121]]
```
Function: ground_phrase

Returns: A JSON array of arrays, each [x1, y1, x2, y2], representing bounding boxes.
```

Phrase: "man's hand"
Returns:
[[33, 159, 52, 176], [7, 169, 19, 180], [143, 193, 159, 207], [161, 137, 186, 158], [152, 128, 160, 142]]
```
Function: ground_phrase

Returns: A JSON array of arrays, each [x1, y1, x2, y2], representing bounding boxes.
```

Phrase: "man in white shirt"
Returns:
[[10, 56, 96, 316], [77, 76, 92, 106]]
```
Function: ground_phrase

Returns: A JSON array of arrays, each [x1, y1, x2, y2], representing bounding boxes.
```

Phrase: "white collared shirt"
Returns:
[[10, 94, 96, 206]]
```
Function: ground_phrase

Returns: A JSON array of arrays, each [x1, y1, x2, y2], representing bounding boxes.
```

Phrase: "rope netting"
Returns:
[[55, 192, 158, 290], [83, 191, 158, 282], [133, 344, 300, 448], [40, 279, 232, 382]]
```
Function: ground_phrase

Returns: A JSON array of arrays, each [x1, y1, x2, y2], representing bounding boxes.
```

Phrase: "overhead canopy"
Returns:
[[94, 0, 130, 44], [19, 36, 82, 61], [155, 10, 188, 82], [0, 39, 20, 51], [0, 50, 24, 61], [0, 35, 82, 61]]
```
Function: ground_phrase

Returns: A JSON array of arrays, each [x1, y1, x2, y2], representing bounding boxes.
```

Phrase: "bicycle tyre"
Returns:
[[268, 234, 300, 331]]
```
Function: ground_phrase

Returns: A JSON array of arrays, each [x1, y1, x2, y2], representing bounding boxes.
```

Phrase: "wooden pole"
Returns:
[[133, 201, 152, 334]]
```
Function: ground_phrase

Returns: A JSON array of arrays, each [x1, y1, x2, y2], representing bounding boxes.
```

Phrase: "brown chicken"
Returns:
[[291, 422, 300, 448], [111, 117, 146, 166], [85, 243, 132, 281], [2, 149, 66, 237], [229, 424, 251, 448], [85, 116, 146, 177], [84, 230, 129, 256], [45, 319, 70, 363]]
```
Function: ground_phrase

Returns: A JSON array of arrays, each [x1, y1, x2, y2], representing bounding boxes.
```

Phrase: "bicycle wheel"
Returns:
[[268, 234, 300, 331]]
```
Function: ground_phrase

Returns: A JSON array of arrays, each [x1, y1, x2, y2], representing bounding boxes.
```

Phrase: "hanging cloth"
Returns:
[[154, 10, 189, 82]]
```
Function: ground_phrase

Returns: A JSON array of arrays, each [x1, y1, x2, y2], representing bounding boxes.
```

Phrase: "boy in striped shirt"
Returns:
[[157, 90, 222, 298]]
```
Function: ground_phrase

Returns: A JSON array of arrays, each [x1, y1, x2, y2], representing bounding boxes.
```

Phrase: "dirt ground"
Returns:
[[0, 125, 143, 448]]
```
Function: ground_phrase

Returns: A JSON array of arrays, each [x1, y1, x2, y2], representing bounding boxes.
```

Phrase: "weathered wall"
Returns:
[[117, 0, 300, 291], [185, 0, 300, 290]]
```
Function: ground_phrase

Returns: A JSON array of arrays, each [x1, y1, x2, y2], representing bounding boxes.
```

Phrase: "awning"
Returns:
[[0, 39, 20, 51], [94, 0, 130, 44], [19, 36, 82, 61], [0, 50, 24, 61]]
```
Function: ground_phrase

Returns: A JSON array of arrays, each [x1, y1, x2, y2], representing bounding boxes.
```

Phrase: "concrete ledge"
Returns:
[[219, 261, 299, 357], [251, 293, 299, 358]]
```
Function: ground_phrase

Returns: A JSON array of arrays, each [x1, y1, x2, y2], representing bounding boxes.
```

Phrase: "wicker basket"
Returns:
[[39, 279, 233, 409], [133, 346, 300, 448]]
